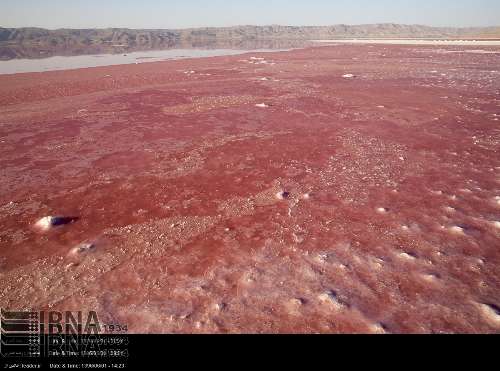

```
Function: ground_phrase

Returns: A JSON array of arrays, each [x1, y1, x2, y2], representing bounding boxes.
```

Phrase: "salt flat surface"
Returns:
[[0, 44, 499, 334], [312, 39, 500, 46]]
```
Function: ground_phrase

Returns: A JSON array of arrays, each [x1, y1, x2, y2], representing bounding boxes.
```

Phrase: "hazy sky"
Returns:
[[1, 0, 499, 29]]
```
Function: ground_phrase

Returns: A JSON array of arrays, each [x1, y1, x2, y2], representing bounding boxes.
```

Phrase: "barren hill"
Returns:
[[0, 24, 499, 59]]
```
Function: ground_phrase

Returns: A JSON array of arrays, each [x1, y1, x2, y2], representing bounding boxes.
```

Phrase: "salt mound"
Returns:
[[478, 303, 500, 327], [448, 226, 465, 235], [318, 290, 345, 310], [69, 243, 95, 256], [342, 74, 355, 78], [34, 216, 76, 231], [399, 252, 417, 261], [276, 191, 291, 200]]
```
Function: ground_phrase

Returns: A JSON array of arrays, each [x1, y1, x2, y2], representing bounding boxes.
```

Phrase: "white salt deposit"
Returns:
[[276, 191, 290, 200], [449, 226, 465, 235], [34, 216, 56, 231], [318, 291, 344, 310], [312, 39, 500, 46], [255, 103, 269, 108], [342, 74, 355, 78], [477, 303, 500, 327], [399, 252, 417, 261], [369, 323, 387, 334], [421, 273, 439, 282], [34, 216, 74, 231], [69, 243, 95, 256]]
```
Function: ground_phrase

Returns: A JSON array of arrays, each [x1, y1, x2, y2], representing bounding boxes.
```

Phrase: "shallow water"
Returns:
[[0, 48, 289, 75]]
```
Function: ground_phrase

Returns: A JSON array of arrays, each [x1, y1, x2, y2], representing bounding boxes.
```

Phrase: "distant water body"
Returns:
[[0, 48, 290, 75]]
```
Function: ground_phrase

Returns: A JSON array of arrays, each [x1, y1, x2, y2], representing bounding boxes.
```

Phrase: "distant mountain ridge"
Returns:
[[1, 24, 499, 60]]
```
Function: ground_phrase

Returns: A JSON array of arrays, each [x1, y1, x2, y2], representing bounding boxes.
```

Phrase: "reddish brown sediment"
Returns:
[[0, 44, 499, 334]]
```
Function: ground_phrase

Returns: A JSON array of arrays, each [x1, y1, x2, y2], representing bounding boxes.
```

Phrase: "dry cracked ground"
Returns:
[[0, 44, 499, 333]]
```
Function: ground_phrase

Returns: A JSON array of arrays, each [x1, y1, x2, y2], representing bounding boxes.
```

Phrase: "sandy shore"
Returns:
[[0, 44, 499, 334]]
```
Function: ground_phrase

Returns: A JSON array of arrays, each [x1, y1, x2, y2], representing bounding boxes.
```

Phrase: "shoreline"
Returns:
[[0, 47, 295, 76], [312, 39, 500, 46]]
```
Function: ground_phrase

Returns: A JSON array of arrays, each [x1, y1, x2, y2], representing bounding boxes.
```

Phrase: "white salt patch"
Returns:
[[336, 263, 348, 270], [250, 57, 265, 61], [65, 262, 78, 271], [421, 273, 439, 283], [369, 323, 387, 334], [316, 253, 328, 264], [448, 226, 465, 235], [342, 74, 355, 78], [477, 303, 500, 327], [34, 216, 74, 231], [275, 191, 290, 200], [69, 243, 95, 256], [376, 207, 389, 214], [290, 298, 305, 307], [399, 252, 417, 261], [492, 221, 500, 229], [302, 193, 311, 200], [318, 291, 344, 310], [34, 216, 57, 231], [255, 103, 269, 108], [213, 303, 227, 311], [444, 206, 456, 213], [377, 105, 385, 108]]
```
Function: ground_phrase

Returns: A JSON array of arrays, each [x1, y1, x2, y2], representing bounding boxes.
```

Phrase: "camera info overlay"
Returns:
[[1, 309, 130, 369]]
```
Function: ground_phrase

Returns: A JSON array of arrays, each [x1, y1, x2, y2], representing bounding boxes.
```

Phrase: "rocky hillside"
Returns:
[[1, 24, 499, 60]]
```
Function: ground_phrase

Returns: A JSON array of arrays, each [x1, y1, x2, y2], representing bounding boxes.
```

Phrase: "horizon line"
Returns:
[[1, 22, 499, 32]]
